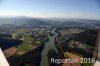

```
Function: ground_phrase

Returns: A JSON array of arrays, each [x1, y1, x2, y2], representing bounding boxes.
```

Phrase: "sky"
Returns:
[[0, 0, 100, 19]]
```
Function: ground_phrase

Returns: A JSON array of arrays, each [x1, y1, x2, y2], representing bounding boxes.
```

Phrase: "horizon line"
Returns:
[[0, 15, 100, 21]]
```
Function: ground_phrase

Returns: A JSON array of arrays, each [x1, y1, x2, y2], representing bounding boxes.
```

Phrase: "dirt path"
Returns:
[[62, 52, 83, 66], [3, 47, 17, 57]]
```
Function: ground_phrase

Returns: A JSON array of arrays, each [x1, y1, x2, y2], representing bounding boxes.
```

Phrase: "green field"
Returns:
[[15, 42, 33, 55]]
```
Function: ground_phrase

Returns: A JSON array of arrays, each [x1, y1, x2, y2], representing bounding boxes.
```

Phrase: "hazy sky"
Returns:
[[0, 0, 100, 19]]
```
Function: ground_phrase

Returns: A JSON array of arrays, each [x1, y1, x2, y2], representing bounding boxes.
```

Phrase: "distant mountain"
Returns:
[[0, 17, 100, 29], [14, 18, 49, 26], [0, 17, 49, 26]]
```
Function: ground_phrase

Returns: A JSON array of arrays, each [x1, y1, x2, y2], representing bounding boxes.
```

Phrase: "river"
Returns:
[[40, 28, 58, 66]]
